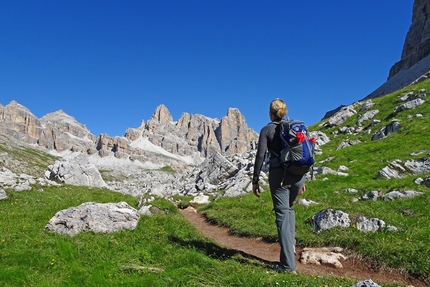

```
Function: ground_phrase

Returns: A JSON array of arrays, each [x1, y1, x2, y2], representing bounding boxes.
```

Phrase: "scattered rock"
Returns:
[[383, 190, 423, 200], [344, 188, 359, 193], [393, 98, 425, 114], [299, 247, 347, 268], [0, 188, 7, 200], [297, 198, 318, 207], [372, 120, 400, 141], [362, 191, 379, 201], [138, 205, 153, 216], [357, 110, 379, 126], [351, 279, 381, 287], [325, 106, 357, 127], [190, 195, 210, 204], [419, 176, 430, 187]]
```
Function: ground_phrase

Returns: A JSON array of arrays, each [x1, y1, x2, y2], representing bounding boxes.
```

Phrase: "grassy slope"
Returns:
[[0, 186, 355, 287], [201, 79, 430, 278]]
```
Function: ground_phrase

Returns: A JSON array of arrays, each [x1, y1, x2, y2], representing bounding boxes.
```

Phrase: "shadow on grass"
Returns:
[[169, 235, 273, 268]]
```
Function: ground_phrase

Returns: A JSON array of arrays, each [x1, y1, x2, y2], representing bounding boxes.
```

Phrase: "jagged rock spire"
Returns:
[[151, 104, 173, 123]]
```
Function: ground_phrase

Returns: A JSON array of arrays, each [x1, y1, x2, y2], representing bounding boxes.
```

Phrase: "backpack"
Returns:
[[272, 120, 316, 176]]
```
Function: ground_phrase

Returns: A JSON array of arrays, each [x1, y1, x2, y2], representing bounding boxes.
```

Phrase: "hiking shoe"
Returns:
[[272, 264, 297, 274]]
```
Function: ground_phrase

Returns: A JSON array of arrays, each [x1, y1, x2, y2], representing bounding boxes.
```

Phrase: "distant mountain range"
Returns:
[[0, 100, 258, 168]]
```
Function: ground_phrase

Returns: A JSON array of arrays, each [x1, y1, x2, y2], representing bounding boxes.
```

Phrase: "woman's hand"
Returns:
[[252, 183, 261, 197], [299, 184, 306, 195]]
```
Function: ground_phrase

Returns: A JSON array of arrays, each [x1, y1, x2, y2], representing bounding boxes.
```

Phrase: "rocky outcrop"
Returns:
[[0, 101, 41, 143], [389, 0, 430, 79], [366, 0, 430, 99], [377, 159, 430, 179], [312, 209, 351, 233]]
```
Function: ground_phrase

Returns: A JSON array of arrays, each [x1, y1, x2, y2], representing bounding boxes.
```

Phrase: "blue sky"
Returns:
[[1, 1, 413, 136]]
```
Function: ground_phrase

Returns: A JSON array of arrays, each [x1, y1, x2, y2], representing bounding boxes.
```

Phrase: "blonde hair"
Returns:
[[270, 98, 288, 119]]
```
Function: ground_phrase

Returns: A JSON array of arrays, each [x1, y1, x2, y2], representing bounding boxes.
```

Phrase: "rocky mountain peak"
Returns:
[[216, 108, 255, 154], [0, 100, 40, 142], [151, 104, 173, 123]]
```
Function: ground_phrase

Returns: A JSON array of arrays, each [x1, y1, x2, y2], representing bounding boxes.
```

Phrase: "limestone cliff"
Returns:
[[0, 101, 41, 143], [366, 0, 430, 99], [389, 0, 430, 79]]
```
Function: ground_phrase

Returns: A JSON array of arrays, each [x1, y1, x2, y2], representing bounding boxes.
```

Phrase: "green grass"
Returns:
[[201, 79, 430, 279], [0, 186, 360, 286]]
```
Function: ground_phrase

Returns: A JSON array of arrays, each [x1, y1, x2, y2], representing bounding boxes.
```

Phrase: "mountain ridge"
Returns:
[[0, 100, 258, 168]]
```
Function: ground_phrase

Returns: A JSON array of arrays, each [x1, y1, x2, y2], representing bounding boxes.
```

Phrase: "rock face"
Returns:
[[0, 101, 258, 167], [389, 0, 430, 79], [38, 110, 97, 152], [0, 101, 41, 143], [366, 0, 430, 99]]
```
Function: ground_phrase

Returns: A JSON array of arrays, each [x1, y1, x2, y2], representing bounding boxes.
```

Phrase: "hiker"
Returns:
[[252, 98, 307, 274]]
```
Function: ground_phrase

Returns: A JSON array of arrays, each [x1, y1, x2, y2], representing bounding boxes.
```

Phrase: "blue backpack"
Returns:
[[272, 120, 315, 175]]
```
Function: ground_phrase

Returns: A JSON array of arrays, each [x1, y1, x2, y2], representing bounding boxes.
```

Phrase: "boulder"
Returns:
[[312, 209, 351, 233], [196, 152, 239, 186], [45, 152, 107, 188], [44, 202, 140, 236], [355, 215, 385, 232]]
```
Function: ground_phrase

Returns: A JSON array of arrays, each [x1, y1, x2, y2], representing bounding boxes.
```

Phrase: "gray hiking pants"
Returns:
[[269, 168, 306, 271]]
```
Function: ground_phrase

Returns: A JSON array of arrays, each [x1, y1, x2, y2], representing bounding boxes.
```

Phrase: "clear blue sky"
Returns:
[[1, 1, 413, 136]]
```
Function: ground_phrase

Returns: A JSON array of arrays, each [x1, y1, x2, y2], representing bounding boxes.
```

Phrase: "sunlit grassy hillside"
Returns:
[[200, 79, 430, 279]]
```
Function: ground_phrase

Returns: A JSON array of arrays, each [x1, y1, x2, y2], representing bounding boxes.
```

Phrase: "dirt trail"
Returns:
[[179, 207, 427, 287]]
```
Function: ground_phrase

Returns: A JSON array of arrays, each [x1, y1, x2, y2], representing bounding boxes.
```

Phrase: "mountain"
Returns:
[[0, 101, 258, 168], [366, 0, 430, 99]]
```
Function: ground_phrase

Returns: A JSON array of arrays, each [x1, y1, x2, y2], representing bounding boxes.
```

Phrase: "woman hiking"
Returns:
[[252, 98, 306, 274]]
